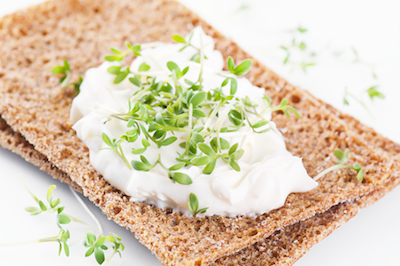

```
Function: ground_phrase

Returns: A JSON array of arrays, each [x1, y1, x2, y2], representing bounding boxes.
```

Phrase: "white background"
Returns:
[[0, 0, 400, 265]]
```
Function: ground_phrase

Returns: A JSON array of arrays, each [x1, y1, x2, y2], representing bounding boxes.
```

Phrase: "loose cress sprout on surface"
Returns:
[[0, 183, 124, 265], [101, 30, 301, 186], [51, 59, 83, 93], [314, 148, 364, 182], [343, 85, 385, 112], [187, 193, 208, 218]]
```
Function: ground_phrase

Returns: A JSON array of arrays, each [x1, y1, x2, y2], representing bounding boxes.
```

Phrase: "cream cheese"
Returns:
[[71, 27, 317, 217]]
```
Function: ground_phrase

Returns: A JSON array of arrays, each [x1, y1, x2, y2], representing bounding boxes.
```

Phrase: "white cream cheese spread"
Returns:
[[70, 27, 317, 217]]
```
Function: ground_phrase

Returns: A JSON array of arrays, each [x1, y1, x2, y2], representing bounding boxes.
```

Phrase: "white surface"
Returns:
[[0, 0, 399, 265]]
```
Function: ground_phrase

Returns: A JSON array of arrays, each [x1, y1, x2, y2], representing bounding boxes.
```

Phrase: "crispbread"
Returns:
[[0, 0, 399, 265]]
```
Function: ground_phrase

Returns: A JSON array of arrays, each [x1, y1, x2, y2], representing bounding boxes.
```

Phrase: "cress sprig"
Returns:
[[314, 148, 364, 181], [187, 193, 208, 217], [51, 60, 83, 93], [0, 183, 124, 265], [101, 30, 301, 185]]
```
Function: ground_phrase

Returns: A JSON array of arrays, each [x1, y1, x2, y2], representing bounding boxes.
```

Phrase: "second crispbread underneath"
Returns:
[[0, 0, 399, 265], [1, 116, 400, 266]]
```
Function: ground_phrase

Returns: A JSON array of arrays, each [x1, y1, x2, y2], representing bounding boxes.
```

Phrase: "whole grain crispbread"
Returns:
[[1, 115, 400, 266], [0, 0, 399, 265]]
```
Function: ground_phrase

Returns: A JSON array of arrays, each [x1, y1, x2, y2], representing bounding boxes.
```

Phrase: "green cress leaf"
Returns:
[[102, 133, 114, 148], [139, 62, 150, 72], [131, 160, 151, 171], [230, 78, 237, 95], [297, 27, 308, 33], [161, 136, 177, 146], [229, 160, 240, 171], [193, 108, 206, 117], [190, 156, 210, 166], [25, 206, 42, 215], [114, 72, 129, 84], [298, 42, 307, 50], [198, 143, 215, 156], [129, 76, 142, 87], [357, 168, 364, 181], [203, 159, 217, 174], [232, 149, 244, 160], [190, 91, 206, 107], [47, 185, 56, 202], [334, 149, 344, 161], [232, 59, 252, 76], [227, 56, 235, 72], [58, 214, 71, 225], [167, 61, 181, 75], [189, 193, 199, 213], [132, 148, 147, 154], [172, 34, 187, 44], [366, 86, 385, 100], [169, 162, 186, 171], [131, 44, 141, 56], [229, 143, 238, 155], [107, 66, 121, 74], [95, 248, 105, 264], [142, 139, 151, 147], [171, 172, 192, 185]]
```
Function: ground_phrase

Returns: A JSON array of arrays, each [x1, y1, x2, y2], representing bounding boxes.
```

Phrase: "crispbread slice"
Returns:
[[0, 0, 399, 265], [1, 115, 400, 266]]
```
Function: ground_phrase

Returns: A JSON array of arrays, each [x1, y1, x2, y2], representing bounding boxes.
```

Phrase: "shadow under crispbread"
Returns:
[[1, 0, 399, 265]]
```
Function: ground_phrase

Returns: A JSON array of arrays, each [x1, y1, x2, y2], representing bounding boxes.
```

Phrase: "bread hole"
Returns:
[[276, 110, 284, 115], [0, 72, 4, 78], [42, 58, 50, 64], [247, 228, 259, 237], [93, 7, 100, 13], [26, 58, 32, 65], [170, 218, 179, 227], [164, 207, 173, 215], [94, 199, 100, 205], [291, 94, 301, 103], [112, 207, 122, 215], [42, 30, 48, 36]]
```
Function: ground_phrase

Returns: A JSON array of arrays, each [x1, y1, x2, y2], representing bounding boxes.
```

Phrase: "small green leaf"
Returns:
[[232, 149, 244, 160], [229, 160, 240, 171], [114, 72, 129, 84], [229, 143, 238, 155], [102, 133, 114, 148], [198, 143, 215, 156], [230, 78, 237, 95], [193, 109, 206, 117], [129, 76, 142, 87], [169, 162, 186, 171], [64, 243, 70, 257], [232, 59, 252, 76], [227, 57, 235, 73], [86, 233, 96, 245], [189, 193, 199, 213], [172, 34, 187, 44], [39, 201, 47, 211], [85, 246, 95, 257], [142, 138, 150, 147], [203, 159, 217, 174], [139, 62, 150, 72], [190, 91, 206, 107], [171, 172, 192, 185], [51, 66, 65, 74], [131, 161, 151, 171], [58, 214, 71, 225], [107, 66, 121, 74], [357, 168, 364, 181], [95, 237, 106, 248], [161, 136, 177, 146], [95, 248, 105, 264], [25, 206, 41, 215], [190, 156, 210, 166], [46, 185, 56, 202], [132, 148, 147, 154], [298, 42, 307, 50], [334, 149, 344, 161]]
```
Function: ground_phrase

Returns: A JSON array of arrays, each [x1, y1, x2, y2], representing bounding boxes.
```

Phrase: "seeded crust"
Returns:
[[0, 0, 399, 265]]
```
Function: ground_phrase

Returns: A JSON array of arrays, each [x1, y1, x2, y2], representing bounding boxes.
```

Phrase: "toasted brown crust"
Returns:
[[0, 0, 399, 265]]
